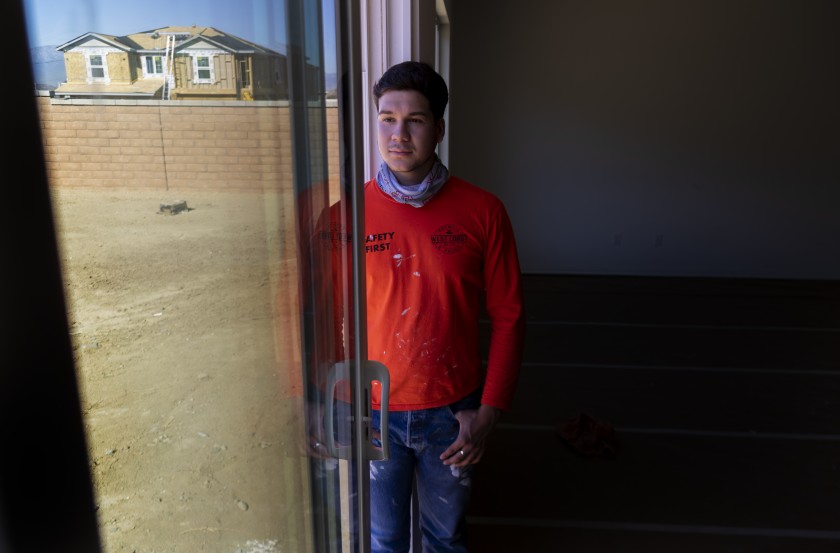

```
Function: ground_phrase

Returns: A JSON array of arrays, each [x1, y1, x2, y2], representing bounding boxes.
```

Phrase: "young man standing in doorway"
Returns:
[[363, 60, 525, 553]]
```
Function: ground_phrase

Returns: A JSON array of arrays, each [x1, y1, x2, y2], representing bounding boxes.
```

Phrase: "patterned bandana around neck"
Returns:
[[376, 157, 450, 208]]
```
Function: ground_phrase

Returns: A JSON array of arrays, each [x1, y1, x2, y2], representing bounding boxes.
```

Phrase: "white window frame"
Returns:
[[275, 58, 283, 84], [191, 52, 216, 84], [83, 48, 112, 83], [361, 0, 450, 178], [142, 55, 165, 78]]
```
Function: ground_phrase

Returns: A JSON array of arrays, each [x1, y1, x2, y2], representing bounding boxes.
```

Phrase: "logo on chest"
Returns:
[[365, 231, 395, 253], [430, 224, 467, 254], [320, 222, 351, 250]]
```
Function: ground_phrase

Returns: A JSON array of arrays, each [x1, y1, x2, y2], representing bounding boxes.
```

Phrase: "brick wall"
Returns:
[[35, 96, 340, 193]]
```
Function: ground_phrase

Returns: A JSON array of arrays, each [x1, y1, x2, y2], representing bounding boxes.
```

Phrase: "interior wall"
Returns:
[[449, 0, 839, 279]]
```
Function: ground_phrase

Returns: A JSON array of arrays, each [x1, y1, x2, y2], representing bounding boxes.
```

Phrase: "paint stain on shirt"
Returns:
[[393, 253, 416, 267]]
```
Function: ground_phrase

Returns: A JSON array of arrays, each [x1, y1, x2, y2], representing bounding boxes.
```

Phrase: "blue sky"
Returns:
[[23, 0, 336, 72]]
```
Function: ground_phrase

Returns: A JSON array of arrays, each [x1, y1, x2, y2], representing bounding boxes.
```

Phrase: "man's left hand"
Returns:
[[440, 404, 502, 467]]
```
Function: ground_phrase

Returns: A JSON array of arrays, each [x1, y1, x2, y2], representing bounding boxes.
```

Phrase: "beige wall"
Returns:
[[107, 52, 132, 84], [36, 97, 340, 194], [63, 53, 87, 84]]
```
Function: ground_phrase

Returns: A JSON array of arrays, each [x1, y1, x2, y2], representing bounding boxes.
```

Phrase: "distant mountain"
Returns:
[[30, 45, 64, 63], [30, 45, 66, 89]]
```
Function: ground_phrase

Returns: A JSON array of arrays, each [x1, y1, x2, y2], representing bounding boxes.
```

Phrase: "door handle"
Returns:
[[325, 360, 390, 461]]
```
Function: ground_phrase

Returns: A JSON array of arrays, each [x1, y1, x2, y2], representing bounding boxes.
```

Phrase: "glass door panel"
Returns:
[[22, 0, 378, 551]]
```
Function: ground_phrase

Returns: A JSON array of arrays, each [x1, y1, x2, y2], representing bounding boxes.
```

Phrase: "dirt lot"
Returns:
[[50, 187, 315, 553]]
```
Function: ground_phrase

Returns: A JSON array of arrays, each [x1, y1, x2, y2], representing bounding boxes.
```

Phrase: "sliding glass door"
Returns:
[[18, 0, 384, 551]]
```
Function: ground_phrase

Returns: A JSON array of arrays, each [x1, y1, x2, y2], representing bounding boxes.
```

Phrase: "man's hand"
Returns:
[[301, 400, 330, 459], [440, 404, 502, 468]]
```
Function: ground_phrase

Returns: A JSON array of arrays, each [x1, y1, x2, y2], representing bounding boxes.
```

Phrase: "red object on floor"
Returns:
[[555, 412, 621, 458]]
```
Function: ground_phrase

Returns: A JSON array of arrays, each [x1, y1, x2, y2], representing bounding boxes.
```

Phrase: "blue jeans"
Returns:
[[370, 388, 481, 553]]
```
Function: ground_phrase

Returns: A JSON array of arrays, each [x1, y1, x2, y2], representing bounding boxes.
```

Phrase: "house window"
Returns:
[[90, 56, 104, 77], [193, 55, 214, 83], [87, 54, 108, 82], [239, 59, 251, 88], [144, 55, 164, 77]]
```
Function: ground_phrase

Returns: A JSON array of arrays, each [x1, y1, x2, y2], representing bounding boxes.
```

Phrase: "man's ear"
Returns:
[[436, 118, 445, 143]]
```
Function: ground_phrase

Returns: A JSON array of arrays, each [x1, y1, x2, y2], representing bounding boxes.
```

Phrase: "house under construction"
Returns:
[[54, 25, 289, 101]]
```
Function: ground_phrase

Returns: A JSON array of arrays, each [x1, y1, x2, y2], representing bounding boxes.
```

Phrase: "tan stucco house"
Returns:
[[54, 25, 288, 101]]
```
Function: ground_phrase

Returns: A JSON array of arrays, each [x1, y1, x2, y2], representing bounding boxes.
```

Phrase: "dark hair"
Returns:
[[372, 61, 449, 121]]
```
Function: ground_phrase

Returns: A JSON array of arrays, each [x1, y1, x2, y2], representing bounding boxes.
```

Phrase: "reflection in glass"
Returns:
[[24, 0, 348, 551]]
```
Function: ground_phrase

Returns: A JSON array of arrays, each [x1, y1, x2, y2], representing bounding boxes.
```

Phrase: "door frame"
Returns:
[[0, 1, 103, 551]]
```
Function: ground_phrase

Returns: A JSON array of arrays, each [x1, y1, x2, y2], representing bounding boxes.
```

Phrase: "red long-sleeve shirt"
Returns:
[[362, 176, 525, 411]]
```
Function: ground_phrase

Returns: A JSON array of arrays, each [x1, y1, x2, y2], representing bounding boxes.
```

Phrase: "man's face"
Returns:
[[377, 89, 445, 185]]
